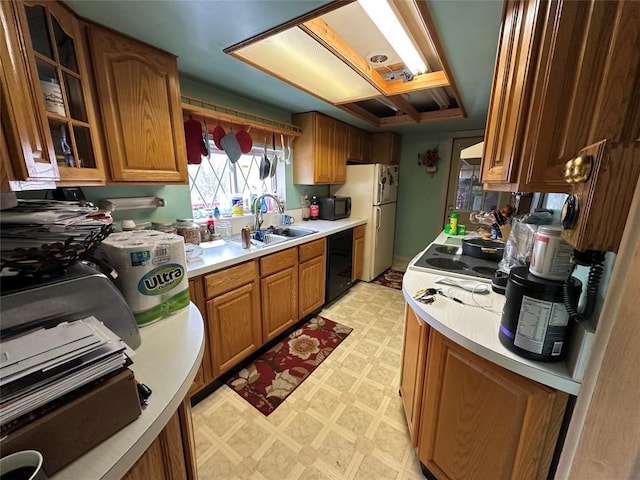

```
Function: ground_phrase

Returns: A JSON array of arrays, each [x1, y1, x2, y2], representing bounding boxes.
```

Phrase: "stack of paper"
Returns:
[[0, 317, 134, 429], [0, 199, 112, 256]]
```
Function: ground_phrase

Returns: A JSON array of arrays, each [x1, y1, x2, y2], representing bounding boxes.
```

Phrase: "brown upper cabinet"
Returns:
[[482, 0, 640, 193], [85, 23, 188, 184], [371, 132, 401, 165], [292, 112, 348, 184], [1, 0, 188, 189], [347, 125, 372, 163], [2, 0, 107, 186]]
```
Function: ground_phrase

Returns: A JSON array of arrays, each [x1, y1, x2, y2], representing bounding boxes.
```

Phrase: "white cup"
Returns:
[[0, 450, 48, 480]]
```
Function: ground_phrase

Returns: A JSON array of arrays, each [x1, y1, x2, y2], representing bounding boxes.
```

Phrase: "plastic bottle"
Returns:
[[310, 196, 320, 220], [449, 213, 459, 235], [301, 194, 310, 221], [206, 212, 215, 236]]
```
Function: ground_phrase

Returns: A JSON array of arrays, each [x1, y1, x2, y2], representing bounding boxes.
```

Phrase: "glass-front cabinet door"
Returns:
[[18, 0, 105, 184]]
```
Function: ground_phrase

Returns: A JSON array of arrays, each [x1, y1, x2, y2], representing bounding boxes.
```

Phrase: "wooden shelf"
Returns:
[[182, 95, 302, 138]]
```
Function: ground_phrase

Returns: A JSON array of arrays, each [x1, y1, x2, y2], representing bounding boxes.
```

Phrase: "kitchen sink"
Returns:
[[267, 227, 318, 238], [228, 227, 317, 248]]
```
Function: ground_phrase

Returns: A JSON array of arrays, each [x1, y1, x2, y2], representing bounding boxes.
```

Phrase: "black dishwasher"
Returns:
[[326, 229, 353, 304]]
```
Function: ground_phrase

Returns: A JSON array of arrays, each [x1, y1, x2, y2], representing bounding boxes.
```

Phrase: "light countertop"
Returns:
[[187, 217, 366, 277], [403, 241, 582, 395], [52, 303, 204, 480]]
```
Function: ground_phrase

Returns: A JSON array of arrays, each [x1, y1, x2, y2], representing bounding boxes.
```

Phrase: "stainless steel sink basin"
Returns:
[[228, 227, 317, 248], [268, 227, 318, 238]]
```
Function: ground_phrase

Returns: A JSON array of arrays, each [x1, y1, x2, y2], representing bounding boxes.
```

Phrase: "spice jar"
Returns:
[[176, 218, 201, 245]]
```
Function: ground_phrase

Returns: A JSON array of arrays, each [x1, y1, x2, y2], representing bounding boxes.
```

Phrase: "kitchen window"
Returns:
[[188, 142, 284, 219]]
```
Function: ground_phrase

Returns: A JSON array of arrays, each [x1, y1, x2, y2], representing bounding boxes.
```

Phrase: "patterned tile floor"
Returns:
[[192, 281, 424, 480]]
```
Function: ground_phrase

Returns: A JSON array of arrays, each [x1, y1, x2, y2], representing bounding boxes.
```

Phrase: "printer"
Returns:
[[0, 260, 141, 349]]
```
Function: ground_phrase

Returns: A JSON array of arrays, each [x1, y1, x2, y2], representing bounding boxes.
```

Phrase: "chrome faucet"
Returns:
[[253, 193, 284, 231]]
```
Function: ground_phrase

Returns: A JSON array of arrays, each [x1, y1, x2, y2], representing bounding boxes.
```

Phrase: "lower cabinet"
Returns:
[[186, 237, 328, 395], [187, 277, 210, 395], [416, 327, 569, 480], [123, 401, 194, 479], [352, 225, 365, 282], [298, 238, 326, 318], [399, 305, 429, 445], [260, 248, 299, 342], [204, 260, 262, 378]]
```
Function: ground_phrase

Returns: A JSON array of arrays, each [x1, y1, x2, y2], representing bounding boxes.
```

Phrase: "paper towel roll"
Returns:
[[99, 231, 189, 326]]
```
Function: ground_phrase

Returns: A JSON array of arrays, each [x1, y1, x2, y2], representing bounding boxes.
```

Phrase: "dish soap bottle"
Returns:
[[310, 195, 320, 220], [449, 212, 459, 235]]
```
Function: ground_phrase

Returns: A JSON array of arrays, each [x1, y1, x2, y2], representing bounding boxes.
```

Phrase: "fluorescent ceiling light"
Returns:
[[233, 27, 379, 104], [358, 0, 427, 75]]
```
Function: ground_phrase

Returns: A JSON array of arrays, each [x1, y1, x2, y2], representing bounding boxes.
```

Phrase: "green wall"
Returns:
[[395, 133, 452, 259]]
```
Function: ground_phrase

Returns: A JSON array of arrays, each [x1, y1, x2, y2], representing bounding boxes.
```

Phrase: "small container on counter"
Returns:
[[216, 220, 232, 238], [529, 225, 574, 281], [176, 218, 201, 245], [241, 227, 251, 249], [200, 223, 212, 242], [231, 194, 244, 216], [151, 221, 177, 234]]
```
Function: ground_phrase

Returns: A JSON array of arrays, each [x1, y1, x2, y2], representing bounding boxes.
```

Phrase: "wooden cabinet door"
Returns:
[[361, 131, 372, 163], [332, 120, 348, 183], [4, 0, 107, 185], [299, 255, 326, 319], [187, 277, 212, 396], [87, 25, 187, 183], [347, 125, 363, 161], [371, 132, 401, 164], [293, 112, 350, 184], [206, 281, 262, 378], [352, 225, 365, 281], [313, 113, 333, 183], [123, 411, 188, 480], [418, 330, 568, 480], [1, 1, 57, 183], [482, 0, 640, 193], [399, 304, 429, 446], [261, 265, 298, 342], [482, 0, 541, 188]]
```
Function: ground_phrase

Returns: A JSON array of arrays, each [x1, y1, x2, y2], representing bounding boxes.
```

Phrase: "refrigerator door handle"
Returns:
[[375, 206, 381, 231]]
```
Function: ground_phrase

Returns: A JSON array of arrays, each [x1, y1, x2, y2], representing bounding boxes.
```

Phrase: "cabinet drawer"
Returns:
[[205, 260, 258, 298], [260, 247, 298, 277], [299, 238, 326, 263], [353, 225, 365, 240]]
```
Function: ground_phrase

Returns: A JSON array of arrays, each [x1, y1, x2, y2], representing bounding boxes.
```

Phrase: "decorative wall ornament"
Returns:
[[418, 148, 440, 176]]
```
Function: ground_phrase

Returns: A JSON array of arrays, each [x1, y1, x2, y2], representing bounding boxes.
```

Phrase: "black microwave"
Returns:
[[317, 196, 351, 220]]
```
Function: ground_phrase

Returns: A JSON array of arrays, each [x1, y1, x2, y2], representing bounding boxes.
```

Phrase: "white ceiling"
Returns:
[[65, 0, 504, 134]]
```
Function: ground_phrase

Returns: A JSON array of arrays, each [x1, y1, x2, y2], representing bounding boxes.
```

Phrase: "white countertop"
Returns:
[[403, 242, 582, 395], [187, 218, 366, 277], [52, 304, 204, 480]]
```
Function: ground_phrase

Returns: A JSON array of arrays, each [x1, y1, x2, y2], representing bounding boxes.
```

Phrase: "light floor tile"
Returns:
[[193, 281, 420, 480]]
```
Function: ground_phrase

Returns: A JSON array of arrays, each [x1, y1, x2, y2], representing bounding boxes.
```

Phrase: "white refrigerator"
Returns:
[[332, 164, 399, 281]]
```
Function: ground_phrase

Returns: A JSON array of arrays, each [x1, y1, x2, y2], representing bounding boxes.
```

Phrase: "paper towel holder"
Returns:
[[99, 196, 166, 211]]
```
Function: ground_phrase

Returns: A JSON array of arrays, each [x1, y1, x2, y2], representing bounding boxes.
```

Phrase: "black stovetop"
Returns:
[[409, 243, 499, 281]]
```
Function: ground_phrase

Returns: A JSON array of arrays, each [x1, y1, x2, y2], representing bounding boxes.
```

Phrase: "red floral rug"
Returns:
[[371, 268, 404, 290], [226, 316, 352, 416]]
